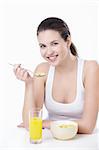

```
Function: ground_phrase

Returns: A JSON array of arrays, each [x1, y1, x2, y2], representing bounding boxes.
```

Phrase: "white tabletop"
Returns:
[[0, 123, 99, 150]]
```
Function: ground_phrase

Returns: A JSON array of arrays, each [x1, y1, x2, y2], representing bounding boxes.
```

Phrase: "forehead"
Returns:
[[37, 30, 62, 44]]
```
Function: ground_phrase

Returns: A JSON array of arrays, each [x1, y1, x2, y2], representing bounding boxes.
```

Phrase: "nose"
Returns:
[[47, 47, 54, 55]]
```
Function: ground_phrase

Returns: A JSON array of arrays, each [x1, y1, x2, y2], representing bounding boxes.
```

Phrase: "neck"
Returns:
[[56, 55, 77, 73]]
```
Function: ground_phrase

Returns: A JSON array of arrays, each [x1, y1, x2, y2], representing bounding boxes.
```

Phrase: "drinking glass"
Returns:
[[29, 108, 42, 144]]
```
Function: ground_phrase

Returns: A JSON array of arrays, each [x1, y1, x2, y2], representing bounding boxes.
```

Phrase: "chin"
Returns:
[[49, 61, 59, 67]]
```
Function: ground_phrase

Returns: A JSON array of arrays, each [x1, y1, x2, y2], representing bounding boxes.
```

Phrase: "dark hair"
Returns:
[[37, 17, 78, 56]]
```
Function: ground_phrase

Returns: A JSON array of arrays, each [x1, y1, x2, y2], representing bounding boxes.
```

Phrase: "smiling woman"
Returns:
[[13, 17, 99, 134]]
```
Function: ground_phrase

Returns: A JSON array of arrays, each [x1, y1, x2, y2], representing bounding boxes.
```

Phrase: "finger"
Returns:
[[22, 71, 30, 80], [19, 68, 26, 77], [15, 67, 22, 79], [17, 122, 24, 128], [17, 68, 29, 80], [13, 64, 21, 73]]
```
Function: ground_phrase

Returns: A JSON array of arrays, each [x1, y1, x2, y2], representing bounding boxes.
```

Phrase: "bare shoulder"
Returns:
[[84, 60, 99, 86], [33, 62, 50, 82], [84, 60, 99, 75], [34, 62, 50, 74]]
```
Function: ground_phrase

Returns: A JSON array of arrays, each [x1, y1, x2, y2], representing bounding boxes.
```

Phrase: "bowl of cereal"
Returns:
[[50, 120, 78, 140]]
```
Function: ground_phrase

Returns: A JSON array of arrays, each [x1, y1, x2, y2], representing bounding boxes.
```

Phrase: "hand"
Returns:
[[17, 120, 52, 130], [17, 122, 24, 128], [17, 122, 29, 131], [13, 64, 33, 82], [42, 120, 52, 129]]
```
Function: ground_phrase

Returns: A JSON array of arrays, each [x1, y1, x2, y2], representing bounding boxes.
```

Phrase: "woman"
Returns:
[[14, 17, 99, 133]]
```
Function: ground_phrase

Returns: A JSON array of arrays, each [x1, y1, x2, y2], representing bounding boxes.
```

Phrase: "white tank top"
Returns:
[[45, 58, 85, 121]]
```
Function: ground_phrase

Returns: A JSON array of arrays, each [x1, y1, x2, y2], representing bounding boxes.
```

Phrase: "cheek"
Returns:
[[59, 46, 68, 56], [40, 50, 46, 57]]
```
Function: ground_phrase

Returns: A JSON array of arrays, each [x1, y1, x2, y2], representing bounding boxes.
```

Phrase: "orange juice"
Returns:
[[29, 117, 42, 142]]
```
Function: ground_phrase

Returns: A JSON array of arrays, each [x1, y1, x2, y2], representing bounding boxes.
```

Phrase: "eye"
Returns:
[[40, 44, 46, 48], [52, 42, 59, 45]]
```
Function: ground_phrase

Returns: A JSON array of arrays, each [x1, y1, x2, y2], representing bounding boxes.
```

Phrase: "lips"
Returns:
[[47, 54, 58, 62]]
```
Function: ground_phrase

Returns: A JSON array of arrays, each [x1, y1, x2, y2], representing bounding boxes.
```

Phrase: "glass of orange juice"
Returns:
[[29, 108, 42, 144]]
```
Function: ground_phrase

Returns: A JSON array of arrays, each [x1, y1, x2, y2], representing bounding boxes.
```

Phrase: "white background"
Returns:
[[0, 0, 99, 149]]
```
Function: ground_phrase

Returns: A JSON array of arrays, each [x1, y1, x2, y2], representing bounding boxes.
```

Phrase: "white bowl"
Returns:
[[50, 120, 78, 140]]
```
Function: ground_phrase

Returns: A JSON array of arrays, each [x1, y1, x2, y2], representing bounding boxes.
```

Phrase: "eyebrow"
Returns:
[[39, 40, 58, 46]]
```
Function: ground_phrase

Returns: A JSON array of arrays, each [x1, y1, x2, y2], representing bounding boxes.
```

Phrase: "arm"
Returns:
[[43, 61, 99, 133], [22, 78, 34, 128], [23, 64, 46, 129], [76, 61, 99, 133], [14, 63, 47, 129], [13, 64, 35, 128]]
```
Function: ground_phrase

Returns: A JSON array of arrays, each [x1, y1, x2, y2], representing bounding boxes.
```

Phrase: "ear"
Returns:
[[66, 35, 71, 48]]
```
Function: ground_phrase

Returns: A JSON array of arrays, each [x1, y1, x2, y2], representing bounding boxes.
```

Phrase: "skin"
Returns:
[[14, 30, 99, 133]]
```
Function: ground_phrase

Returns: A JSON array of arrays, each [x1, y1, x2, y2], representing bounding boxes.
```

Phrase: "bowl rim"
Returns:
[[51, 120, 78, 127]]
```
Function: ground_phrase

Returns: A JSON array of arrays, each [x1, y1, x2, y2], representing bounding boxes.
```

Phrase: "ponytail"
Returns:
[[70, 43, 78, 56]]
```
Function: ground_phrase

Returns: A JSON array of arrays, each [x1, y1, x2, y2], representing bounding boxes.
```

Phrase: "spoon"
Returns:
[[9, 63, 46, 77]]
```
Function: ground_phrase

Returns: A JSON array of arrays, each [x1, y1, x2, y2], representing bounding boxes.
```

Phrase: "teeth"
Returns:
[[47, 55, 58, 61], [49, 56, 57, 61]]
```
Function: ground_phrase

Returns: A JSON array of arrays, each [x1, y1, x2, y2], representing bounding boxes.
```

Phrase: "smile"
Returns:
[[47, 54, 58, 62]]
